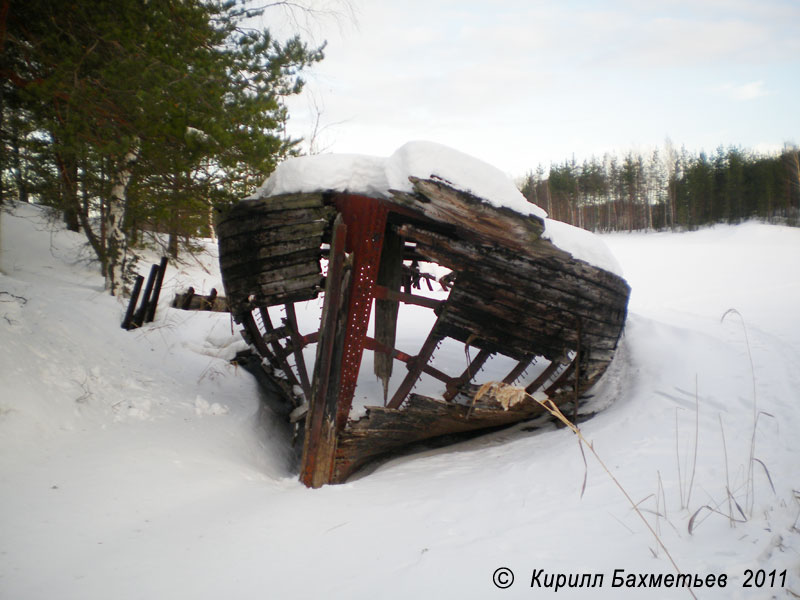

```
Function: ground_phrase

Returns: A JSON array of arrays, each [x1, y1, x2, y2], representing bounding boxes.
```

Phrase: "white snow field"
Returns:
[[1, 201, 798, 599]]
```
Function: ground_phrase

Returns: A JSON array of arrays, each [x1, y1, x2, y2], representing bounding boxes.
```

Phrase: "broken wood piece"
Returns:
[[300, 216, 348, 488], [171, 288, 228, 312], [284, 303, 312, 402], [374, 226, 403, 402], [121, 275, 145, 330]]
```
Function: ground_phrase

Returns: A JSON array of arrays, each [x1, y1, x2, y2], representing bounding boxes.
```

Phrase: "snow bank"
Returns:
[[256, 141, 625, 276], [2, 202, 799, 599]]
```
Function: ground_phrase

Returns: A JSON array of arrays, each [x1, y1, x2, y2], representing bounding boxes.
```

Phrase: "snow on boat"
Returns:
[[217, 142, 630, 487]]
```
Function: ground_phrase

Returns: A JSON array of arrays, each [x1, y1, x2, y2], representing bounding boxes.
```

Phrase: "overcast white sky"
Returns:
[[265, 0, 800, 177]]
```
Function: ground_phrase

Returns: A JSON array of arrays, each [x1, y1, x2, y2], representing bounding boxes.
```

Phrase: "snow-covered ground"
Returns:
[[1, 202, 798, 599]]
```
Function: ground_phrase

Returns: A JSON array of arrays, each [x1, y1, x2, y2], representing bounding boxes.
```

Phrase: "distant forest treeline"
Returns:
[[519, 145, 800, 231]]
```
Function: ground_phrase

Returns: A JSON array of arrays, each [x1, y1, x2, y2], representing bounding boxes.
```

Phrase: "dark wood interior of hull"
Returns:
[[217, 180, 630, 487]]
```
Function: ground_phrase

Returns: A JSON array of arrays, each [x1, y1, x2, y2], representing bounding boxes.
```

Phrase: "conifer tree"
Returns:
[[2, 0, 324, 294]]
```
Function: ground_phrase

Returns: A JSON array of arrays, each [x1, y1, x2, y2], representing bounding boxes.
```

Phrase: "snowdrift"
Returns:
[[1, 201, 799, 598]]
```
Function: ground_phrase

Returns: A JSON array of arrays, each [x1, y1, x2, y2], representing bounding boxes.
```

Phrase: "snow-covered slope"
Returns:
[[1, 202, 798, 599]]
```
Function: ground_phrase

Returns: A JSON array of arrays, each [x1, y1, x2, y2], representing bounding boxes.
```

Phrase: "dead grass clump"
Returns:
[[475, 381, 529, 410]]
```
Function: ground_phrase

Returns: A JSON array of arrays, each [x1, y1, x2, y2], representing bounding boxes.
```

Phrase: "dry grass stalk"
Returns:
[[721, 308, 758, 515]]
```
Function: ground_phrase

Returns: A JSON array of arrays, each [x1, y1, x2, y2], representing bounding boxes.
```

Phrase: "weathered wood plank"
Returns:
[[526, 359, 562, 394], [219, 248, 321, 281], [405, 225, 629, 309], [333, 390, 573, 482], [389, 177, 546, 253], [220, 204, 330, 228], [171, 289, 229, 312], [259, 307, 301, 391], [218, 192, 326, 218], [503, 355, 535, 385], [444, 286, 623, 350], [435, 317, 566, 363], [225, 272, 324, 312], [443, 347, 492, 401], [284, 303, 312, 402], [219, 237, 323, 265], [225, 261, 320, 291], [373, 226, 404, 402], [219, 220, 328, 252], [300, 216, 349, 488], [387, 327, 443, 409], [453, 271, 627, 330]]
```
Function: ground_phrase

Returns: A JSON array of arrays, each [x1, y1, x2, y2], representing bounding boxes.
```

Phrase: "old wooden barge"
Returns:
[[218, 161, 630, 488]]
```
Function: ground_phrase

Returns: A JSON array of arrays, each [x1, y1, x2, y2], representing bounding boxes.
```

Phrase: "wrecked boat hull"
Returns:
[[218, 177, 630, 486]]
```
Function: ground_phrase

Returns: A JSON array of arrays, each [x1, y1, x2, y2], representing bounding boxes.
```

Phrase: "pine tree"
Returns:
[[2, 0, 324, 294]]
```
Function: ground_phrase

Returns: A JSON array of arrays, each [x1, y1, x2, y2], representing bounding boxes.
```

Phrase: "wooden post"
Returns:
[[373, 225, 404, 402], [144, 256, 168, 322], [121, 275, 144, 330], [300, 216, 348, 488], [133, 263, 159, 328], [180, 287, 195, 310], [204, 288, 218, 311]]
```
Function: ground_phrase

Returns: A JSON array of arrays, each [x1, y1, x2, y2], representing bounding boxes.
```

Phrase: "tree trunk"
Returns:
[[166, 174, 183, 258], [207, 198, 217, 241], [0, 197, 4, 274], [167, 226, 179, 258], [53, 148, 104, 260], [105, 146, 139, 296], [10, 125, 30, 204], [61, 155, 80, 232]]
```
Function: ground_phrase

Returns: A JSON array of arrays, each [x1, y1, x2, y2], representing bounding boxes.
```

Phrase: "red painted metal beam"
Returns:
[[331, 194, 390, 429]]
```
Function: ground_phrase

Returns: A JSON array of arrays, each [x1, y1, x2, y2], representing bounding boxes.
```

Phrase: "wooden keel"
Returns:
[[300, 216, 348, 488]]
